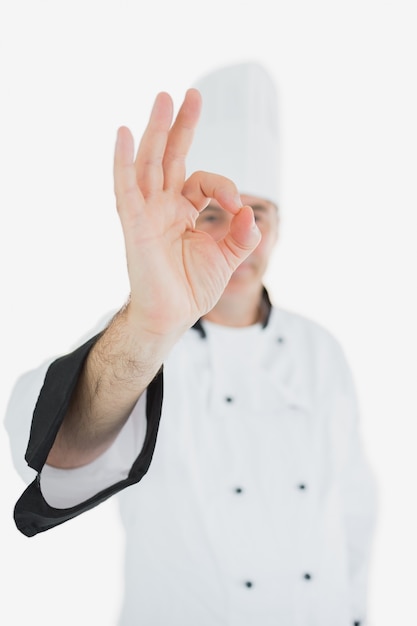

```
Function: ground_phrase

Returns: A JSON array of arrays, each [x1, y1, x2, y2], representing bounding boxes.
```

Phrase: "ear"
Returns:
[[273, 205, 280, 243]]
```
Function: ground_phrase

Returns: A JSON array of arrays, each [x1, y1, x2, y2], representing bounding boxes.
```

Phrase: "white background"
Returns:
[[1, 1, 416, 624]]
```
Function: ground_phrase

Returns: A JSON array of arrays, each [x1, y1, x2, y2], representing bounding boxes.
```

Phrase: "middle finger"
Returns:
[[135, 92, 174, 196], [162, 88, 202, 192]]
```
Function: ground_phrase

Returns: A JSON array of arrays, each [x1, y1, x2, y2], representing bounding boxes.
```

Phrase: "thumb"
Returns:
[[217, 205, 262, 271]]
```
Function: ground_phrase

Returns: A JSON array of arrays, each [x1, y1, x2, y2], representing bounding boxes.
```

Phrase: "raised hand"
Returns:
[[114, 88, 261, 340], [45, 88, 265, 468]]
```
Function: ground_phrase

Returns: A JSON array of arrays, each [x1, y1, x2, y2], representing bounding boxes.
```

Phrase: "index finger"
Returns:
[[135, 92, 174, 197], [162, 88, 202, 192], [182, 170, 243, 213]]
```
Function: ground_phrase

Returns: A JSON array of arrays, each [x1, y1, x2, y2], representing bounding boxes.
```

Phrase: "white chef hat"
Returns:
[[186, 61, 280, 207]]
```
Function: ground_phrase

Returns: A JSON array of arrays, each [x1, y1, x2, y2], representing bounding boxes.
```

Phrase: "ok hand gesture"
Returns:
[[114, 88, 261, 341]]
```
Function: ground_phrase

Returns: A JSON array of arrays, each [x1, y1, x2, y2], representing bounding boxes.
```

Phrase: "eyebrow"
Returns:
[[203, 205, 223, 212], [203, 203, 269, 213], [251, 204, 269, 213]]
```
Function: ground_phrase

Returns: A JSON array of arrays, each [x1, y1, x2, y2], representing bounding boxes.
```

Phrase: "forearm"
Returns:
[[46, 304, 175, 469], [41, 89, 261, 470]]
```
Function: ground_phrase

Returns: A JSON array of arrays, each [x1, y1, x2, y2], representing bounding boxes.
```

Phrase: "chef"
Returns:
[[7, 61, 377, 625]]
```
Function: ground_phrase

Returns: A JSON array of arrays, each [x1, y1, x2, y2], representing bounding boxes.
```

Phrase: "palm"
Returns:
[[114, 90, 260, 336]]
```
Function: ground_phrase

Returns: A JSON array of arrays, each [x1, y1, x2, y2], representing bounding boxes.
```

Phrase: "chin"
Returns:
[[225, 268, 260, 291]]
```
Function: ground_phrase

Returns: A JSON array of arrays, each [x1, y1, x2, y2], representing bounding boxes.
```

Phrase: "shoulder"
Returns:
[[268, 306, 351, 369], [269, 306, 341, 343], [268, 307, 359, 409]]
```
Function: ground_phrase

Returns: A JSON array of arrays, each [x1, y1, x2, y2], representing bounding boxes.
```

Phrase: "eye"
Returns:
[[197, 211, 229, 226], [199, 214, 219, 223]]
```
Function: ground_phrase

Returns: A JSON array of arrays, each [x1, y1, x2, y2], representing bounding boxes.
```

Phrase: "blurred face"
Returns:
[[195, 194, 279, 291]]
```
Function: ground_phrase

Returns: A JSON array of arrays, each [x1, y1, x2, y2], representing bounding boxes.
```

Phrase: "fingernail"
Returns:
[[251, 211, 260, 233], [251, 220, 260, 234], [234, 194, 243, 207]]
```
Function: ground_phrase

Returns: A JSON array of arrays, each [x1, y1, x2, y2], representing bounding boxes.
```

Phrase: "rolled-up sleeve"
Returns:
[[10, 334, 163, 537], [40, 390, 148, 508]]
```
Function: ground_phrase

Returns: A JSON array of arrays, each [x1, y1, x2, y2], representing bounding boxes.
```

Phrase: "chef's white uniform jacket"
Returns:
[[7, 304, 377, 626]]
